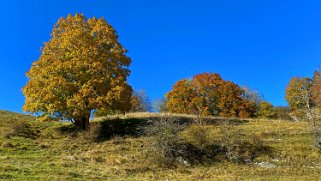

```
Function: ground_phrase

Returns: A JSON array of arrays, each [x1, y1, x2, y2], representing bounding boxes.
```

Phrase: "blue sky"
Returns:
[[1, 0, 321, 113]]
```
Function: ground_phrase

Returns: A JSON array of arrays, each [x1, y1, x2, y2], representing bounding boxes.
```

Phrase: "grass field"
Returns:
[[0, 111, 321, 180]]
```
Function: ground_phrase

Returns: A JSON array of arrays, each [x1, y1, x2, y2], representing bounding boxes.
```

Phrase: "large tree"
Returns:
[[166, 73, 256, 118], [23, 14, 132, 130]]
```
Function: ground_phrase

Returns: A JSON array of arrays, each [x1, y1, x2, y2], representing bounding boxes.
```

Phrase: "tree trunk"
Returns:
[[74, 112, 90, 131]]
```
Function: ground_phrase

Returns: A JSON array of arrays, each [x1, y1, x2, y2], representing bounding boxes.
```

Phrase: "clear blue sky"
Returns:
[[1, 0, 321, 113]]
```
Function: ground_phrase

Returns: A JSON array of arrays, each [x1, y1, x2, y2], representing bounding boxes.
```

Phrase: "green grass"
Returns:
[[0, 111, 321, 180]]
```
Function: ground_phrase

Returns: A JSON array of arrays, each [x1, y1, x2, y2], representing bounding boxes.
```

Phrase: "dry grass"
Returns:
[[93, 112, 246, 121], [0, 111, 321, 180]]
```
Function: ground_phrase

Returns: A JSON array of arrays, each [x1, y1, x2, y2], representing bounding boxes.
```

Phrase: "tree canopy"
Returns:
[[256, 101, 277, 119], [285, 77, 313, 111], [23, 14, 132, 130], [166, 73, 256, 118]]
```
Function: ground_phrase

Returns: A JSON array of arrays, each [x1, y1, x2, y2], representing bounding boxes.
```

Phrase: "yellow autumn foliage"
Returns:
[[23, 14, 132, 130]]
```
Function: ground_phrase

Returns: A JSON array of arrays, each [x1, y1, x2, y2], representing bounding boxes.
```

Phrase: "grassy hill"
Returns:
[[0, 111, 321, 180]]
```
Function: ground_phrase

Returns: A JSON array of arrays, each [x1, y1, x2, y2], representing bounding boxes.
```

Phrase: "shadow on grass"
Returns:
[[94, 117, 249, 141], [149, 141, 274, 167], [57, 117, 151, 141], [93, 118, 150, 141], [221, 141, 274, 164], [57, 116, 249, 142]]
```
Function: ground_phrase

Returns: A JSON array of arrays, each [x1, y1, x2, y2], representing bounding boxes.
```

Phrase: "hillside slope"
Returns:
[[0, 110, 34, 132], [0, 110, 34, 123], [0, 111, 321, 180]]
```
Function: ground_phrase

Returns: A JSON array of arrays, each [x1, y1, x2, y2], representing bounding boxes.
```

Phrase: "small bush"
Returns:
[[183, 125, 211, 149], [144, 117, 223, 167], [144, 116, 186, 167], [181, 125, 225, 164], [144, 117, 272, 167]]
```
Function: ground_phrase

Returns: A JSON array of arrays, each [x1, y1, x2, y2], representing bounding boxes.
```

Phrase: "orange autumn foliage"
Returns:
[[166, 73, 256, 118]]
